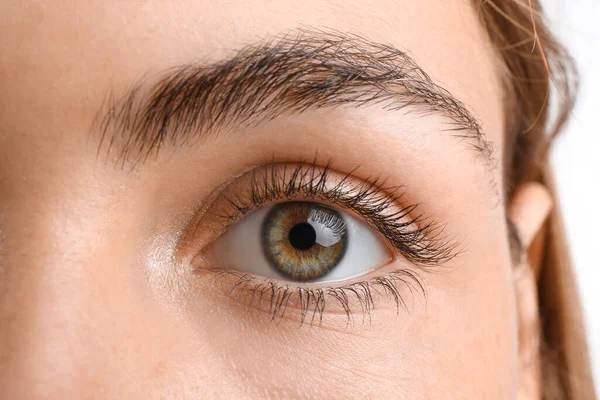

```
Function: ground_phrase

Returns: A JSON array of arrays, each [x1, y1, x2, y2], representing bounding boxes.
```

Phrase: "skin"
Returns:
[[0, 1, 549, 398]]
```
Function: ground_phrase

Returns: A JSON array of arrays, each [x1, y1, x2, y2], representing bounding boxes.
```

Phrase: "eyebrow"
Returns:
[[95, 29, 495, 168]]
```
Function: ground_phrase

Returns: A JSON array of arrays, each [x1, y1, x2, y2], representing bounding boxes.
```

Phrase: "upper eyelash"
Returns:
[[218, 159, 459, 266]]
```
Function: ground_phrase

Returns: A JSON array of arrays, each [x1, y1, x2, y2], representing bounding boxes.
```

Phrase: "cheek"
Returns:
[[422, 265, 518, 397], [408, 216, 520, 398], [167, 229, 519, 399]]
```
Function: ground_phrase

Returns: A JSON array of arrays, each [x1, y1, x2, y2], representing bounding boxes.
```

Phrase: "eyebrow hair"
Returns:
[[95, 29, 495, 168]]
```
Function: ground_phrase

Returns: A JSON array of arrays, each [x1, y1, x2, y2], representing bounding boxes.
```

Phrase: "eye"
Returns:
[[208, 201, 391, 283], [186, 162, 456, 324]]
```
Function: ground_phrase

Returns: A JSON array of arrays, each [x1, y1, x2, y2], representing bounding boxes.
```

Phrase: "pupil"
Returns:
[[288, 223, 317, 251]]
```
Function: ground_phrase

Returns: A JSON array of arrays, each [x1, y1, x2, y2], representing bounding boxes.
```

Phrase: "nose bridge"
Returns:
[[0, 262, 104, 396], [0, 191, 125, 397]]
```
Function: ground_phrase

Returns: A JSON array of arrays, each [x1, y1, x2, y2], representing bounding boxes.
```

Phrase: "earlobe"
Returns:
[[508, 182, 553, 400]]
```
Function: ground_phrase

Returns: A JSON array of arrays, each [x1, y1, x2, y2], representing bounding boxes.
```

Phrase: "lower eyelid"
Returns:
[[194, 267, 426, 328]]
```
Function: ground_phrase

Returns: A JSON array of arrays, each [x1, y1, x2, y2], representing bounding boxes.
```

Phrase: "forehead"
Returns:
[[0, 0, 504, 157]]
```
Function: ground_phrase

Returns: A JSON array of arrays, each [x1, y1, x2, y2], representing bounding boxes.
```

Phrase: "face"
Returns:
[[0, 1, 521, 398]]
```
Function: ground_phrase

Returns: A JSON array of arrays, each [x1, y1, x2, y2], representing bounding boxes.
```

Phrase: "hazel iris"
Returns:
[[261, 202, 347, 281]]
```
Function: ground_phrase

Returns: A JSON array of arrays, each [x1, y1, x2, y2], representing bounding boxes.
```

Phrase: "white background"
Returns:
[[542, 0, 599, 389]]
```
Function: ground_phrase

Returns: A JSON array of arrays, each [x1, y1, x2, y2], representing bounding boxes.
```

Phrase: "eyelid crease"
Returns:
[[210, 160, 460, 268]]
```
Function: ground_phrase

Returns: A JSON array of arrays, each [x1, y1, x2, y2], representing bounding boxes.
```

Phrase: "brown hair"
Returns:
[[475, 1, 595, 398]]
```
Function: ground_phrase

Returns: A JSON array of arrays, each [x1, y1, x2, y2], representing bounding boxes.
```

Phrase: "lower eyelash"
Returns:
[[211, 269, 426, 327]]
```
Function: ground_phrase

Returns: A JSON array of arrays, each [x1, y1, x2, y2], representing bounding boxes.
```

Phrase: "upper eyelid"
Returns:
[[194, 161, 459, 268]]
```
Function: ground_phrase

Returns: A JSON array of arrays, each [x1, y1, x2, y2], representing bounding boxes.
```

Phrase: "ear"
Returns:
[[508, 182, 553, 400]]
